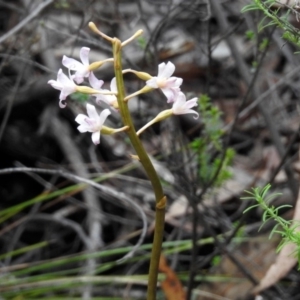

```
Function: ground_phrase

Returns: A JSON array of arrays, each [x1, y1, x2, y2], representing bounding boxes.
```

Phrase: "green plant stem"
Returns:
[[112, 38, 165, 300]]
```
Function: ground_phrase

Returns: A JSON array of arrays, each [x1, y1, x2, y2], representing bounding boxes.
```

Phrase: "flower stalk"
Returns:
[[112, 38, 166, 300]]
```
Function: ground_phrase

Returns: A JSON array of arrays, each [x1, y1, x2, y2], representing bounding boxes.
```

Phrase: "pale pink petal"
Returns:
[[73, 66, 90, 84], [89, 72, 104, 90], [98, 109, 111, 127], [92, 131, 101, 145], [185, 109, 199, 118], [165, 77, 183, 88], [59, 91, 67, 101], [48, 79, 62, 90], [73, 75, 83, 84], [60, 86, 76, 100], [158, 62, 175, 78], [80, 47, 90, 66], [77, 124, 89, 132], [146, 77, 159, 88], [86, 103, 99, 121], [62, 88, 75, 99], [95, 92, 109, 104], [110, 77, 118, 93], [173, 92, 186, 107], [59, 99, 67, 108], [75, 114, 87, 124], [57, 69, 73, 86], [186, 98, 198, 108], [172, 92, 199, 119], [49, 69, 76, 101], [62, 56, 83, 70], [84, 118, 95, 128], [75, 104, 111, 145], [161, 87, 180, 103], [182, 109, 198, 119]]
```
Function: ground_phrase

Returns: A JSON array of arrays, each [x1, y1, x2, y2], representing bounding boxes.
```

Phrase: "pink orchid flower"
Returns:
[[172, 92, 199, 119], [146, 61, 182, 103], [75, 104, 111, 145], [90, 75, 118, 107], [48, 69, 77, 108], [62, 47, 91, 84]]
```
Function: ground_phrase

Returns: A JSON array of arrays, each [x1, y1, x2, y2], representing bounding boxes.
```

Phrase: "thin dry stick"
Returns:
[[0, 0, 53, 45], [47, 110, 104, 300], [29, 214, 93, 249]]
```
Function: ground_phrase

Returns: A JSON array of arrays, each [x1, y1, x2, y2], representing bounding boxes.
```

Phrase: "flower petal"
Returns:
[[59, 99, 67, 108], [146, 77, 159, 89], [183, 109, 199, 119], [92, 131, 101, 145], [98, 109, 111, 127], [57, 69, 73, 86], [80, 47, 90, 66], [77, 124, 89, 132], [185, 98, 198, 109], [110, 77, 117, 93], [171, 92, 199, 118], [172, 92, 186, 108], [158, 61, 175, 78], [165, 77, 183, 88], [62, 56, 83, 70], [48, 79, 62, 90], [75, 114, 87, 124], [86, 104, 99, 121], [89, 72, 104, 90], [161, 87, 180, 103]]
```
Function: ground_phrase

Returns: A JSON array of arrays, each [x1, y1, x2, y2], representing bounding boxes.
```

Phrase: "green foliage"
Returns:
[[136, 36, 147, 50], [211, 255, 221, 266], [233, 221, 245, 240], [0, 232, 234, 298], [54, 0, 70, 9], [242, 0, 300, 48], [70, 92, 89, 103], [242, 184, 300, 268], [190, 94, 235, 187], [245, 30, 256, 40], [259, 37, 270, 51]]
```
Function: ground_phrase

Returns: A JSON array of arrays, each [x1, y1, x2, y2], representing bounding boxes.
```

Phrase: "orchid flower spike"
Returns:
[[48, 69, 77, 108], [75, 104, 111, 145], [146, 62, 183, 103], [62, 47, 91, 84], [90, 75, 118, 109], [172, 92, 199, 119]]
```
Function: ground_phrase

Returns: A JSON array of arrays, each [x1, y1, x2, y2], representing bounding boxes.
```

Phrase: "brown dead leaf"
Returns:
[[252, 178, 300, 294], [159, 255, 186, 300]]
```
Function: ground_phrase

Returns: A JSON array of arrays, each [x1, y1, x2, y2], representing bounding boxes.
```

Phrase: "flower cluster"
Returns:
[[48, 30, 199, 145]]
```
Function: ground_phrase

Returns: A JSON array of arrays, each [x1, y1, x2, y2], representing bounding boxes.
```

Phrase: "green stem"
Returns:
[[112, 38, 166, 300]]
